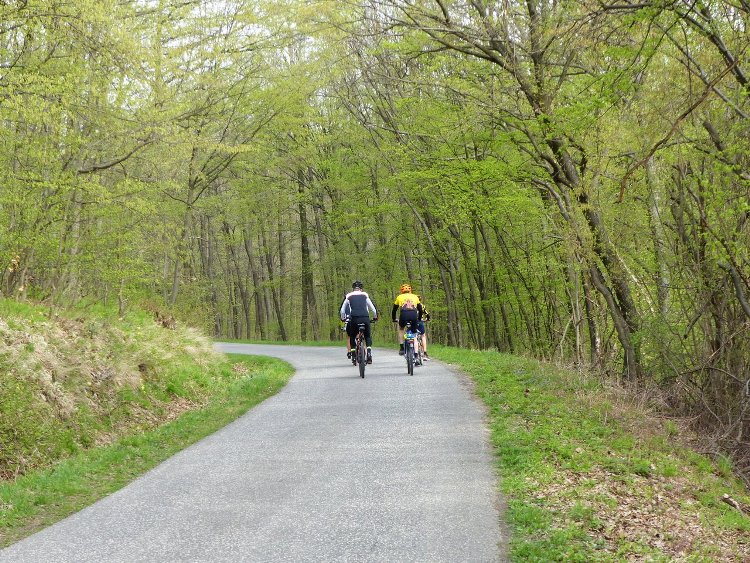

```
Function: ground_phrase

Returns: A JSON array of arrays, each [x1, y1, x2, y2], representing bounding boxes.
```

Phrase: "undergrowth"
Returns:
[[0, 298, 230, 478]]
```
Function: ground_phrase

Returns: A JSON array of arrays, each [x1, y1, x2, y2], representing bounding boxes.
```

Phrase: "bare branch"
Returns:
[[617, 60, 738, 202], [77, 139, 153, 175]]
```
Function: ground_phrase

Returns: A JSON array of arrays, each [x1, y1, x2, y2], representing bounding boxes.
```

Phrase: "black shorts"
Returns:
[[398, 309, 419, 329], [346, 317, 372, 348], [347, 316, 371, 338]]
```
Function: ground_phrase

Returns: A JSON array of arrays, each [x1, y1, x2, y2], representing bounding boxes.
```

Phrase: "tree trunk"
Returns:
[[298, 173, 318, 340], [223, 222, 251, 339], [261, 226, 287, 340], [582, 271, 601, 365], [243, 229, 267, 340]]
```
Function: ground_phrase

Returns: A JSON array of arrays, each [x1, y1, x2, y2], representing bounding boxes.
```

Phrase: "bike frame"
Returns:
[[349, 317, 376, 377], [354, 323, 367, 378], [403, 321, 418, 375]]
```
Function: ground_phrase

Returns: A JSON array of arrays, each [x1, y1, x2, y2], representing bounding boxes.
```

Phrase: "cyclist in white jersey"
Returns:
[[340, 280, 378, 364]]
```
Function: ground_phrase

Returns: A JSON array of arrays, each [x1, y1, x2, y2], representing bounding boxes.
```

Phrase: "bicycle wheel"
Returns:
[[357, 338, 366, 378], [415, 336, 423, 366], [406, 341, 414, 375]]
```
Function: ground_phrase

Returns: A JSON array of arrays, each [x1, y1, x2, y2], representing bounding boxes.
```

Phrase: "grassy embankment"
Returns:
[[430, 345, 750, 561], [0, 299, 293, 547]]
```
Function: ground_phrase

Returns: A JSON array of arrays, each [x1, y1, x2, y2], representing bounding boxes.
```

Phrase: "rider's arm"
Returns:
[[391, 303, 399, 321], [418, 305, 428, 320], [366, 296, 377, 318], [340, 298, 350, 321]]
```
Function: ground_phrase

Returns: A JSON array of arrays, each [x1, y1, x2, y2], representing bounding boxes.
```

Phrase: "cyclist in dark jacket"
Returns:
[[340, 280, 378, 364], [415, 294, 431, 359]]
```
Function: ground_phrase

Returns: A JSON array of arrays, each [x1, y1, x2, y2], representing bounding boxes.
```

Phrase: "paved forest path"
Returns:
[[2, 344, 505, 562]]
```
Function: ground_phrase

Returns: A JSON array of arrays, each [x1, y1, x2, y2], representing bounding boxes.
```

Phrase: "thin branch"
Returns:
[[617, 60, 737, 202], [77, 139, 153, 175], [719, 262, 750, 321]]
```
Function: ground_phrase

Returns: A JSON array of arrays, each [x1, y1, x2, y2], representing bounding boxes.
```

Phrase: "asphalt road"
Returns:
[[1, 344, 506, 562]]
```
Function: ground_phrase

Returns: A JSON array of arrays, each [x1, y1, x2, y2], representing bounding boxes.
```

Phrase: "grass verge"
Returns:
[[0, 353, 293, 548], [430, 345, 750, 562]]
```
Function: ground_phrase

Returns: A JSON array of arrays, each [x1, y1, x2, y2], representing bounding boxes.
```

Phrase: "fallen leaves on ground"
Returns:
[[531, 467, 749, 561]]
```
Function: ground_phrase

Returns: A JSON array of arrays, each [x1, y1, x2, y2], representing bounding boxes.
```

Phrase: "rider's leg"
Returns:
[[416, 321, 426, 356], [397, 315, 405, 354], [346, 323, 356, 357], [345, 322, 351, 357], [363, 319, 373, 363], [363, 319, 372, 347]]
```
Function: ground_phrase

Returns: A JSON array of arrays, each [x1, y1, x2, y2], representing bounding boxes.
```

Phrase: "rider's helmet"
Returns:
[[352, 280, 364, 290], [400, 283, 412, 293]]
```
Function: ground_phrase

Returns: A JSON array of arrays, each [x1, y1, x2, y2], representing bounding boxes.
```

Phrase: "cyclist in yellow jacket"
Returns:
[[391, 283, 424, 355]]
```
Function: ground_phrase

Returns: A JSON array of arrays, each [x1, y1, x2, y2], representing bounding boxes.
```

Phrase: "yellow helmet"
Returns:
[[400, 283, 412, 293]]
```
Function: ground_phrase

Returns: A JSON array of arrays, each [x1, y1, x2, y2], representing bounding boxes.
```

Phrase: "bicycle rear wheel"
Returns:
[[357, 338, 366, 378], [406, 342, 414, 375]]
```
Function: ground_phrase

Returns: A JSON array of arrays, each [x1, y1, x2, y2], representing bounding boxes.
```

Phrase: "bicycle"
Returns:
[[414, 330, 425, 367], [403, 321, 419, 375], [351, 317, 377, 378]]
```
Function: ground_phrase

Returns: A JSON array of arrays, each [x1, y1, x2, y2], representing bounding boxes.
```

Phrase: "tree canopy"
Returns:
[[1, 0, 749, 475]]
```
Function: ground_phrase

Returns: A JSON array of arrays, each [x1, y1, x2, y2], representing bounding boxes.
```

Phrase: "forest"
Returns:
[[1, 1, 749, 478]]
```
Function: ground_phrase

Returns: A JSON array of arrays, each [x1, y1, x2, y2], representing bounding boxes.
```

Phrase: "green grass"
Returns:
[[0, 300, 47, 320], [0, 353, 293, 547], [429, 345, 750, 561], [1, 297, 244, 478]]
